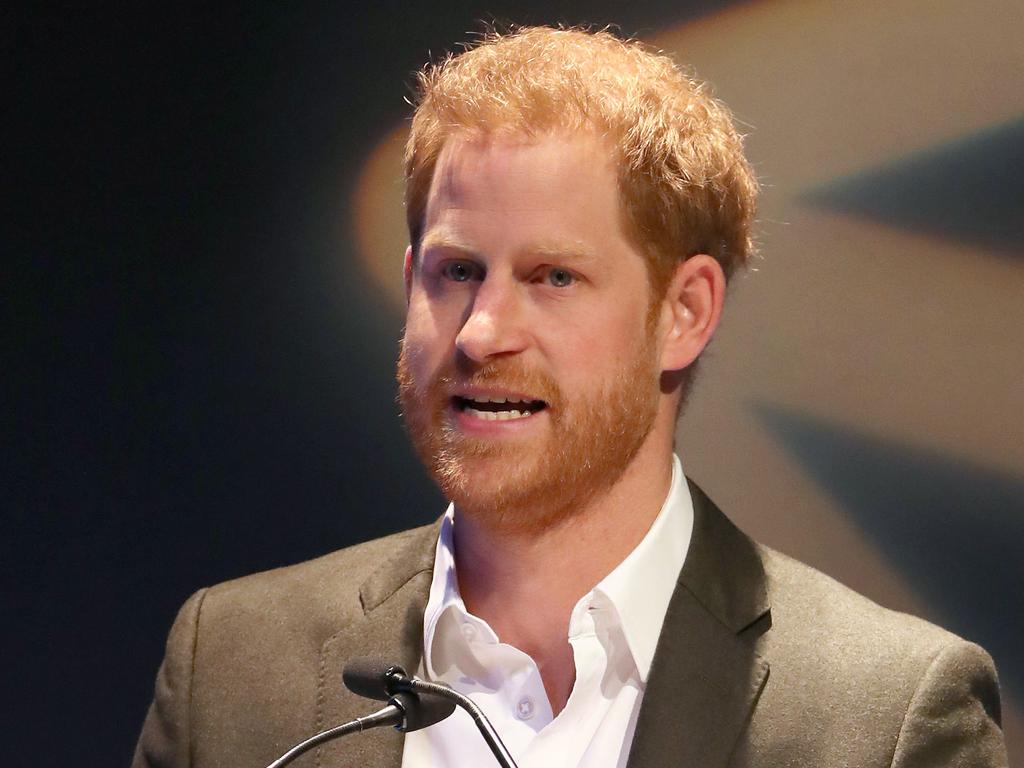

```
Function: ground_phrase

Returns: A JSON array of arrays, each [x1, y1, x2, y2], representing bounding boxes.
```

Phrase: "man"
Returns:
[[134, 26, 1008, 768]]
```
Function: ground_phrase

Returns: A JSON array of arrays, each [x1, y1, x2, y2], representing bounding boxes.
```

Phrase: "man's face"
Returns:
[[398, 131, 665, 532]]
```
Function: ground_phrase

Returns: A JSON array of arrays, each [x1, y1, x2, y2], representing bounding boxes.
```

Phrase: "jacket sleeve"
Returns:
[[890, 640, 1008, 768], [132, 589, 208, 768]]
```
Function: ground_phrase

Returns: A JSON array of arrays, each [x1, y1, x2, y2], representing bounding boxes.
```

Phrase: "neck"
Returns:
[[451, 424, 675, 712]]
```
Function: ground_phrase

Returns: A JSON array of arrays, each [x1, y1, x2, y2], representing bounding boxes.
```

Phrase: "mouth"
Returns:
[[452, 394, 548, 422]]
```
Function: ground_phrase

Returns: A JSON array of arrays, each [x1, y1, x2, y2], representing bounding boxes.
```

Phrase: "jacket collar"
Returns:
[[314, 480, 772, 768], [678, 479, 771, 633], [315, 522, 441, 768], [626, 479, 771, 768]]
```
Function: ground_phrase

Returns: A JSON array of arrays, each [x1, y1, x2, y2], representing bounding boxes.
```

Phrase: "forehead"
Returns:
[[422, 130, 627, 251]]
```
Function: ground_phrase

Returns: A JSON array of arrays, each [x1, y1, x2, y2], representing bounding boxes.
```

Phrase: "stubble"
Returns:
[[396, 331, 661, 535]]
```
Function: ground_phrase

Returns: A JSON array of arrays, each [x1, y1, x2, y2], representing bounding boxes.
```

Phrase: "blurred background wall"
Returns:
[[7, 1, 1022, 763]]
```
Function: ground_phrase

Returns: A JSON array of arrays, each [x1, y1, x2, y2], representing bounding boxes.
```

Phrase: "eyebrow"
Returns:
[[419, 232, 600, 264], [418, 232, 477, 258], [529, 242, 600, 264]]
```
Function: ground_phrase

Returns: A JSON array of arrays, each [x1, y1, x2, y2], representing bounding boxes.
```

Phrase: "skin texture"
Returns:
[[398, 130, 725, 712]]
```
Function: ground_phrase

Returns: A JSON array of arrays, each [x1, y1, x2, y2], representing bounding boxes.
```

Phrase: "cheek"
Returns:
[[401, 314, 451, 387], [563, 305, 648, 358], [400, 330, 433, 373], [561, 317, 654, 391], [406, 289, 463, 340]]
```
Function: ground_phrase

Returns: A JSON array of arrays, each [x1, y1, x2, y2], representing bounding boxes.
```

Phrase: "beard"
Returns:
[[396, 329, 661, 535]]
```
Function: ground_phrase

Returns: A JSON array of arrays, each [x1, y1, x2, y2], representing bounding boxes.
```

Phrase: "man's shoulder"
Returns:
[[192, 521, 440, 639], [685, 480, 967, 660], [135, 523, 442, 768], [754, 542, 992, 687], [733, 542, 1006, 765], [760, 543, 957, 645], [208, 522, 438, 593], [688, 483, 966, 663]]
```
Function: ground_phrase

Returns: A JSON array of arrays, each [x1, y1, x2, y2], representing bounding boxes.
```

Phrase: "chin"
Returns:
[[441, 455, 606, 535]]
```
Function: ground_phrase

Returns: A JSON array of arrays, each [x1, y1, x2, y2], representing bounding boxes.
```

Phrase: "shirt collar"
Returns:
[[421, 455, 694, 685], [589, 454, 693, 682], [422, 503, 461, 681]]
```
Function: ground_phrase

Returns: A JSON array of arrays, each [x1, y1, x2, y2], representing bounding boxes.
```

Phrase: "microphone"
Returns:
[[342, 656, 408, 700], [262, 689, 454, 768], [343, 657, 520, 768]]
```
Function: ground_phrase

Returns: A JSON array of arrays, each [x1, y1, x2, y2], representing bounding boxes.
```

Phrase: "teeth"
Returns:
[[465, 408, 531, 421], [467, 396, 531, 405]]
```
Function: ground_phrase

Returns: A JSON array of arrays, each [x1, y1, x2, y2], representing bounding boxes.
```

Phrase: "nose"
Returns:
[[455, 274, 529, 363]]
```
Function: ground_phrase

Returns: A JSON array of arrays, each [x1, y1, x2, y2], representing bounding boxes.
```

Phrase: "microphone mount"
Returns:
[[261, 688, 454, 768], [343, 658, 520, 768]]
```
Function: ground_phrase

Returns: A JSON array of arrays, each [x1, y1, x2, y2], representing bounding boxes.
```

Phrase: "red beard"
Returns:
[[396, 332, 661, 534]]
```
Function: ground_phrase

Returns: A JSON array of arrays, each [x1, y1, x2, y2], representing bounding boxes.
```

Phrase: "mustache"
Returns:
[[435, 357, 561, 404], [398, 343, 562, 407]]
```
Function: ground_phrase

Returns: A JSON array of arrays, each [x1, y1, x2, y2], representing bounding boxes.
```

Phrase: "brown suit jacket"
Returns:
[[133, 482, 1009, 767]]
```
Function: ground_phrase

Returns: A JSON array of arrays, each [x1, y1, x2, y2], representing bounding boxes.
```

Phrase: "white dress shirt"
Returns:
[[401, 455, 694, 768]]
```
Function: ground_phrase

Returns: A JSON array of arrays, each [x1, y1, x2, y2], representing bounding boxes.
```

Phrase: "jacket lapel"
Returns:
[[627, 481, 771, 768], [315, 523, 440, 768], [311, 482, 769, 768]]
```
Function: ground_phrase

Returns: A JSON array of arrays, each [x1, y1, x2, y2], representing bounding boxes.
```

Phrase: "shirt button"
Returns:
[[461, 622, 477, 641], [516, 696, 535, 721]]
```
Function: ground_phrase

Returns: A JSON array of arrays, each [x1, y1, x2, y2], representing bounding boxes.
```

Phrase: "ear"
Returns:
[[658, 254, 727, 371], [403, 245, 414, 304]]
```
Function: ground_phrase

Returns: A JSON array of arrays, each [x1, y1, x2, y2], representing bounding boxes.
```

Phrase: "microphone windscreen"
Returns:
[[391, 691, 457, 732], [343, 657, 408, 701]]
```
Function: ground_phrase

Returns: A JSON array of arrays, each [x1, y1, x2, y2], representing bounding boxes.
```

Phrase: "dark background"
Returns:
[[7, 2, 1022, 765]]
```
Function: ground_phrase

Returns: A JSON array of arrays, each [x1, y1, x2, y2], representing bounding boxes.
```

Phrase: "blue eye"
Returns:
[[442, 261, 478, 282], [547, 268, 574, 287]]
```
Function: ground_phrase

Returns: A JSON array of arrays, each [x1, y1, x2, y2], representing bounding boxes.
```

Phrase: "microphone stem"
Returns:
[[263, 704, 402, 768], [407, 679, 520, 768]]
